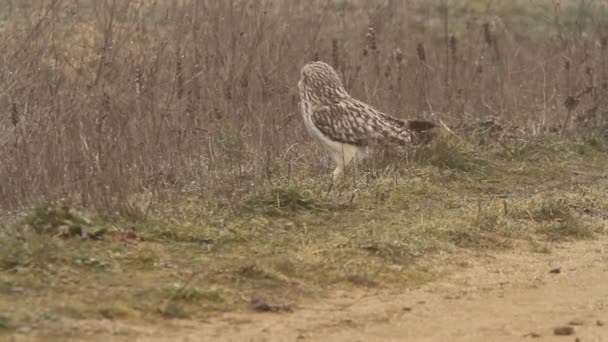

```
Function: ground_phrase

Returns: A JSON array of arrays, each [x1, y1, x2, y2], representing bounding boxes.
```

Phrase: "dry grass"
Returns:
[[0, 0, 608, 338], [0, 0, 607, 212], [1, 136, 607, 333]]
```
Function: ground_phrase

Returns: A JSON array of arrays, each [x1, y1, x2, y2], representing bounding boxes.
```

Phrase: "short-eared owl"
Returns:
[[298, 61, 435, 178]]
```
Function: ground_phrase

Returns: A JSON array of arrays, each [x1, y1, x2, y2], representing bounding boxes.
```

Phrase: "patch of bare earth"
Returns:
[[8, 236, 607, 342]]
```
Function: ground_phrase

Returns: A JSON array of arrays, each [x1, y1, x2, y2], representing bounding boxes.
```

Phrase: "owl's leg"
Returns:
[[355, 146, 370, 162], [330, 144, 362, 180], [332, 165, 344, 179]]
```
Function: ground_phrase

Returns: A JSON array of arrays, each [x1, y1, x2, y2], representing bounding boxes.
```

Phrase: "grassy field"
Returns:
[[0, 0, 607, 339], [1, 132, 607, 337]]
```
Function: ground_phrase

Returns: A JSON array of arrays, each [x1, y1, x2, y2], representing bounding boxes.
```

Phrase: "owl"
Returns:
[[298, 61, 436, 178]]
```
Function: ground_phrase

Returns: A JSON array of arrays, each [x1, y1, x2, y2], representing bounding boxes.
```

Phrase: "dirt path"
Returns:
[[10, 237, 608, 341], [187, 238, 608, 342], [134, 239, 608, 341]]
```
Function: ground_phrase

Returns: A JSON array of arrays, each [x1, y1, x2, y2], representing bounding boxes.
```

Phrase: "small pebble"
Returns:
[[597, 320, 604, 327], [569, 319, 584, 326], [549, 268, 561, 274], [553, 326, 574, 336]]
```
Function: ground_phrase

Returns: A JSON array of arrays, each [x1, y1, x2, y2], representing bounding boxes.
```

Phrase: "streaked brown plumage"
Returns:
[[298, 61, 435, 178]]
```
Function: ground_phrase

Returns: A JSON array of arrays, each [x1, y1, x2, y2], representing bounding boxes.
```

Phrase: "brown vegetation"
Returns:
[[0, 0, 607, 212], [0, 1, 608, 339]]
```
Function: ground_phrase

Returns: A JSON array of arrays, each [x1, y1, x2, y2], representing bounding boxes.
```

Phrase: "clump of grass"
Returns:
[[532, 199, 571, 222], [537, 220, 595, 241], [0, 314, 14, 331], [511, 196, 572, 222], [242, 186, 347, 216], [496, 140, 547, 162], [344, 274, 379, 287], [437, 228, 511, 250], [0, 235, 63, 271], [473, 210, 501, 230], [73, 256, 117, 271], [121, 248, 161, 267], [561, 138, 608, 156], [470, 202, 526, 238], [238, 264, 290, 283], [375, 177, 446, 207], [0, 227, 123, 273], [144, 220, 219, 244], [26, 203, 90, 232], [150, 284, 231, 319], [97, 302, 135, 319], [260, 187, 315, 210], [494, 136, 604, 162], [50, 304, 90, 320], [23, 202, 107, 239], [359, 238, 435, 263], [167, 286, 225, 303], [159, 305, 191, 319], [529, 241, 552, 254], [579, 136, 608, 153], [271, 258, 299, 277], [413, 133, 486, 172], [243, 187, 314, 213]]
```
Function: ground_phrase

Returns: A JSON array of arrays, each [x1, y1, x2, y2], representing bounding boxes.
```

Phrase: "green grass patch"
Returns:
[[1, 134, 607, 333], [0, 314, 14, 331]]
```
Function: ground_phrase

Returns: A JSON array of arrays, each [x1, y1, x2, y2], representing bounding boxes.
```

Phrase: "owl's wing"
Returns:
[[311, 102, 412, 146]]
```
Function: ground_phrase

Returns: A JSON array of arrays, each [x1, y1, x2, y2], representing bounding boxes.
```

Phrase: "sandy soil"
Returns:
[[8, 237, 608, 342]]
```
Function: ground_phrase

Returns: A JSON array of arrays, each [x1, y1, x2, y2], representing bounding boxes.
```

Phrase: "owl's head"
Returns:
[[299, 61, 349, 104]]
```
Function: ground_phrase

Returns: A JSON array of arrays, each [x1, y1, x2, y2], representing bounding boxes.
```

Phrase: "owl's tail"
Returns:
[[406, 120, 438, 144], [406, 120, 436, 132]]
